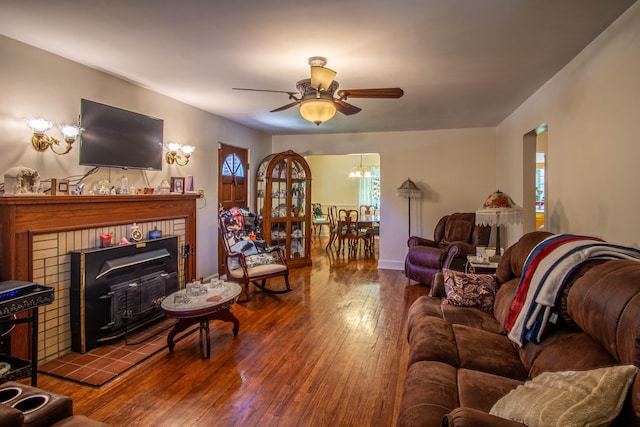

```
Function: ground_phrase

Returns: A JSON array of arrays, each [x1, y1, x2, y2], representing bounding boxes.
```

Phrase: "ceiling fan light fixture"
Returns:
[[300, 98, 336, 126], [310, 66, 337, 91]]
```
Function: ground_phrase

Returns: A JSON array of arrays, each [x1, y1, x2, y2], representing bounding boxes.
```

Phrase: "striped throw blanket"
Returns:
[[506, 234, 640, 347]]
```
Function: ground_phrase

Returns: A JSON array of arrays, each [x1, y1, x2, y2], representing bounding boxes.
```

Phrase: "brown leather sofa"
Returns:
[[404, 213, 490, 285], [398, 231, 640, 426], [0, 381, 109, 427]]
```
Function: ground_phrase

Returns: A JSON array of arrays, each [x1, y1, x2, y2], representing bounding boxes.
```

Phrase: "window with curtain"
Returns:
[[358, 167, 380, 209]]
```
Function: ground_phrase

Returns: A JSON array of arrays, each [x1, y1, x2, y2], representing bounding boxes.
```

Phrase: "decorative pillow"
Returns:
[[243, 253, 276, 269], [228, 250, 276, 271], [490, 365, 639, 427], [441, 269, 497, 311]]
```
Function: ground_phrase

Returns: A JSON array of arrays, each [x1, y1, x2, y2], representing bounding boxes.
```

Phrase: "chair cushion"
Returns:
[[228, 261, 286, 278], [228, 253, 276, 272], [490, 365, 639, 427]]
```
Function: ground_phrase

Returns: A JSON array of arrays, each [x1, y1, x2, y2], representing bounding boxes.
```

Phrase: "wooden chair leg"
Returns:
[[237, 282, 251, 303]]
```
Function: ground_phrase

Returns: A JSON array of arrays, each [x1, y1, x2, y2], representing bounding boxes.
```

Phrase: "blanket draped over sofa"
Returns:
[[506, 233, 640, 346], [398, 231, 640, 427]]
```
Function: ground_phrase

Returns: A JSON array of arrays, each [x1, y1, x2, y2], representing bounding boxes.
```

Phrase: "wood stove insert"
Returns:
[[71, 236, 179, 353]]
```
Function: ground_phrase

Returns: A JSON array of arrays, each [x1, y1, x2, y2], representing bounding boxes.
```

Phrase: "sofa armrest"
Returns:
[[429, 272, 446, 297], [408, 236, 438, 248], [442, 408, 526, 427], [0, 405, 24, 427]]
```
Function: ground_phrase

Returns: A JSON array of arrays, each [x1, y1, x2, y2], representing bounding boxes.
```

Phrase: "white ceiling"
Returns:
[[0, 0, 635, 135]]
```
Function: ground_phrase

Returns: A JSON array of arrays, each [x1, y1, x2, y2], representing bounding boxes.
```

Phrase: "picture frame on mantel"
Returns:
[[51, 178, 70, 196], [171, 177, 185, 194]]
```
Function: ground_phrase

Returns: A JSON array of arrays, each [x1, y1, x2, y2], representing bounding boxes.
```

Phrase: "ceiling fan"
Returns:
[[233, 57, 404, 126]]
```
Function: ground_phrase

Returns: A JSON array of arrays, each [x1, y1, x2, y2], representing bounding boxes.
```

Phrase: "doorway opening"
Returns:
[[523, 124, 548, 233], [305, 153, 381, 252]]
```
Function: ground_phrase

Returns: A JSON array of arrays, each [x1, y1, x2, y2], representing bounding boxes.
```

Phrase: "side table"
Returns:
[[465, 257, 499, 274], [161, 281, 241, 359]]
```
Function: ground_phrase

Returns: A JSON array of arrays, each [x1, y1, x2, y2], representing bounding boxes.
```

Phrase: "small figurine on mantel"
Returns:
[[3, 166, 42, 195]]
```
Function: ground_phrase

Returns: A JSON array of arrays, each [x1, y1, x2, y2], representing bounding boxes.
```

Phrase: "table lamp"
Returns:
[[475, 189, 523, 260]]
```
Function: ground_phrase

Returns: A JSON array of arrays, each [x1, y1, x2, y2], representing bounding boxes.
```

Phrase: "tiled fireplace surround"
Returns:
[[33, 220, 187, 364], [0, 194, 199, 367]]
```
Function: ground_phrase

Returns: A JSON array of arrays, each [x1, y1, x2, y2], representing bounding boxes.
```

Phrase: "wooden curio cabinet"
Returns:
[[256, 150, 312, 268]]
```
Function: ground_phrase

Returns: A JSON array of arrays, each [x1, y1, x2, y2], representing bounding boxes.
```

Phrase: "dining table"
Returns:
[[359, 214, 380, 228]]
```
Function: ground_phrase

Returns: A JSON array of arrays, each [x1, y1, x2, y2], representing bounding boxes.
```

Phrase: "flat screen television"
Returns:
[[79, 99, 164, 170]]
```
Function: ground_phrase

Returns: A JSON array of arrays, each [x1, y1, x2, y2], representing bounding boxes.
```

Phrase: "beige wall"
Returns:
[[0, 35, 272, 279], [273, 128, 497, 269], [496, 1, 640, 247]]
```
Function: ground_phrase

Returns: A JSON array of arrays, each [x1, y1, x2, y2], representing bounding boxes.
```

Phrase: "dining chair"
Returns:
[[326, 205, 339, 250], [359, 205, 375, 216], [337, 209, 372, 256], [311, 203, 330, 240], [359, 205, 377, 249]]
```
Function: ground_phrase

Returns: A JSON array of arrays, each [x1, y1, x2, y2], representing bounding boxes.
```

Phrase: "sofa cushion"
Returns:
[[490, 365, 638, 427], [492, 279, 517, 332], [519, 329, 616, 377], [408, 317, 459, 367], [444, 407, 527, 427], [441, 304, 503, 335], [397, 361, 459, 427], [457, 369, 522, 412], [567, 259, 640, 365], [407, 294, 504, 336], [453, 324, 528, 381], [442, 269, 497, 311]]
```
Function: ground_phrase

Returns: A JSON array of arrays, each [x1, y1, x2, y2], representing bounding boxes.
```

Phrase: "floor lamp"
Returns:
[[475, 189, 523, 260], [396, 178, 421, 238]]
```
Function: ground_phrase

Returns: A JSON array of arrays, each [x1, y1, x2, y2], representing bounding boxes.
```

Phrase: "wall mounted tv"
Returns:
[[79, 99, 164, 170]]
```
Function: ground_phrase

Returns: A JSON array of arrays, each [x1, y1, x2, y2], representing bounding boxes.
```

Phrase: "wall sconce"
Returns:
[[26, 118, 83, 155], [165, 142, 196, 166]]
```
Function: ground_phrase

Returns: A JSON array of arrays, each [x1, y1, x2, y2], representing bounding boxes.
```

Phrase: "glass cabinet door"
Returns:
[[271, 158, 288, 218], [255, 150, 312, 268]]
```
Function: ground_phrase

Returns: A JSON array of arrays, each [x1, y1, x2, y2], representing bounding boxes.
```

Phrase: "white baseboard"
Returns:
[[377, 259, 405, 270]]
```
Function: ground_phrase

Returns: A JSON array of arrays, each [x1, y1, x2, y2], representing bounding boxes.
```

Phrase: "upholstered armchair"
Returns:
[[404, 212, 490, 285]]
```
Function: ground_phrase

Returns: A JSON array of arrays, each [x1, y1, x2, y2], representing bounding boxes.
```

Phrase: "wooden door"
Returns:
[[218, 143, 249, 274], [219, 144, 248, 210]]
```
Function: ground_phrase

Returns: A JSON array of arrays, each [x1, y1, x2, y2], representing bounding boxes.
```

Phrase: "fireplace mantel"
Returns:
[[0, 194, 199, 357]]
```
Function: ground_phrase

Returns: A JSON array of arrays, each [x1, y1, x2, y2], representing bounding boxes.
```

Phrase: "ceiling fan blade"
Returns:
[[270, 101, 300, 113], [334, 99, 362, 116], [337, 88, 404, 100], [233, 88, 298, 97]]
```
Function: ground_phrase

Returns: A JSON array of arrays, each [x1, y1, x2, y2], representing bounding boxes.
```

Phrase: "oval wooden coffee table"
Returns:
[[161, 281, 242, 358]]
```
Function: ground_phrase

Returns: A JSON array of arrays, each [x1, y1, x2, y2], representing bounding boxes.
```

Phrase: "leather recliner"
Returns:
[[404, 212, 490, 285]]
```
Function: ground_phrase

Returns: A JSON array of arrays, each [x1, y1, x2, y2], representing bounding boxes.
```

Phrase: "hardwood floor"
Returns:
[[35, 237, 430, 426]]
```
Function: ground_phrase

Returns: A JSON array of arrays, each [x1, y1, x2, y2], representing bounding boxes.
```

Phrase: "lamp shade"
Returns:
[[475, 189, 523, 226], [310, 66, 337, 91], [396, 178, 421, 198], [300, 98, 337, 125]]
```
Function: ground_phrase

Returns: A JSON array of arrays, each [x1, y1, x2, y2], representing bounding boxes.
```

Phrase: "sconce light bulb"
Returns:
[[27, 118, 53, 133], [181, 145, 196, 155], [166, 142, 182, 152], [59, 124, 82, 140]]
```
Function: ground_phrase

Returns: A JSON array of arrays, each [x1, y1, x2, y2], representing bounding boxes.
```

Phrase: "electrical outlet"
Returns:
[[197, 188, 204, 196]]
